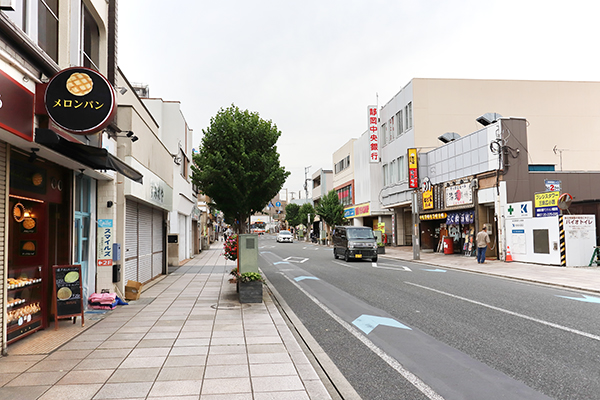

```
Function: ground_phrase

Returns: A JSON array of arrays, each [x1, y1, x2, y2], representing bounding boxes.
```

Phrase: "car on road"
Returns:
[[277, 230, 294, 243], [333, 226, 378, 262]]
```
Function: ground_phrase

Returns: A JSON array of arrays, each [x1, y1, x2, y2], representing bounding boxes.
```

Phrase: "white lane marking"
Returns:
[[284, 256, 309, 263], [406, 282, 600, 342], [373, 263, 412, 271], [281, 274, 445, 400], [332, 260, 359, 269]]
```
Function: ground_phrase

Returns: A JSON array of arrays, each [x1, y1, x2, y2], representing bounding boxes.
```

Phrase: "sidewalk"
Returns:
[[0, 244, 333, 400], [381, 246, 600, 294]]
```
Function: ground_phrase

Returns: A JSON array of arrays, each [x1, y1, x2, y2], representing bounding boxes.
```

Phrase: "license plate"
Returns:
[[355, 254, 362, 258]]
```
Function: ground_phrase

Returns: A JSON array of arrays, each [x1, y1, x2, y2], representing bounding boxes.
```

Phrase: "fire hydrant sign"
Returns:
[[97, 219, 113, 267]]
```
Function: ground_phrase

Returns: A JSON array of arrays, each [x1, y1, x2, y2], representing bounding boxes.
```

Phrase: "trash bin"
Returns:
[[112, 264, 121, 283], [443, 237, 454, 254]]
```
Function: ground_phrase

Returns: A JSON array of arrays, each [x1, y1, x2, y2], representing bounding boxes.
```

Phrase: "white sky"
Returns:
[[118, 0, 600, 199]]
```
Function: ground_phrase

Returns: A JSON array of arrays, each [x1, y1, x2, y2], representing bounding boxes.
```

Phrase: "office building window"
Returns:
[[406, 102, 413, 130], [381, 123, 387, 146], [82, 4, 99, 70], [38, 0, 59, 62], [336, 185, 352, 206], [397, 110, 403, 135], [335, 155, 351, 174], [382, 164, 388, 186], [398, 155, 406, 181]]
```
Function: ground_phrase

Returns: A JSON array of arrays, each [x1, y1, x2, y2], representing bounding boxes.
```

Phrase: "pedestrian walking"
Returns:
[[476, 225, 491, 263]]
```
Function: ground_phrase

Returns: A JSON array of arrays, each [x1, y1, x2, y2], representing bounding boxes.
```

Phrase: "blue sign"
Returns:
[[98, 219, 113, 228], [344, 207, 356, 218], [512, 229, 525, 234], [535, 206, 559, 217], [275, 201, 281, 207]]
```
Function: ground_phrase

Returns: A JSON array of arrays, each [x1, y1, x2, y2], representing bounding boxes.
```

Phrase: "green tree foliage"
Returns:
[[191, 105, 290, 232], [298, 203, 315, 228], [285, 203, 301, 227], [315, 190, 346, 242]]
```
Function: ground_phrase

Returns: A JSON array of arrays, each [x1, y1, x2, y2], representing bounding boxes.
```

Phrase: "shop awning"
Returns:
[[35, 128, 143, 183]]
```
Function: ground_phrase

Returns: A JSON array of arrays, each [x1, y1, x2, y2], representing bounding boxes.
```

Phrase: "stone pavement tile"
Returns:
[[247, 343, 287, 354], [109, 332, 147, 341], [148, 396, 198, 400], [72, 334, 112, 342], [173, 338, 210, 347], [203, 364, 249, 379], [27, 358, 81, 372], [74, 357, 124, 370], [156, 366, 204, 381], [5, 371, 67, 386], [129, 347, 171, 358], [97, 340, 139, 349], [38, 383, 102, 400], [206, 353, 248, 366], [245, 336, 282, 345], [119, 356, 166, 369], [289, 351, 311, 365], [253, 392, 310, 400], [107, 367, 160, 383], [303, 379, 333, 399], [248, 352, 292, 365], [209, 336, 245, 346], [1, 354, 46, 362], [148, 325, 182, 333], [59, 340, 103, 351], [295, 363, 320, 381], [169, 346, 209, 356], [251, 375, 305, 392], [148, 380, 203, 397], [250, 362, 297, 377], [163, 355, 207, 367], [92, 381, 153, 399], [114, 326, 151, 334], [178, 330, 212, 339], [0, 372, 18, 386], [207, 345, 245, 355], [86, 348, 131, 359], [57, 369, 113, 385], [144, 332, 179, 340], [135, 339, 176, 348], [0, 360, 38, 373], [199, 393, 252, 400], [45, 349, 93, 361], [0, 385, 50, 400], [201, 377, 251, 395]]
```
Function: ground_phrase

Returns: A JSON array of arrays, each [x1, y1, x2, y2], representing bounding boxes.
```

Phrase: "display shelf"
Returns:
[[6, 265, 44, 343]]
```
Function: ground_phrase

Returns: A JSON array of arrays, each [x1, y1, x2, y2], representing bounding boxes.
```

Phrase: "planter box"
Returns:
[[239, 281, 263, 303], [377, 247, 386, 254]]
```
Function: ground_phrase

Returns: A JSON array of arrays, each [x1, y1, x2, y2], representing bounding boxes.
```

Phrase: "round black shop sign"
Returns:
[[45, 67, 116, 135]]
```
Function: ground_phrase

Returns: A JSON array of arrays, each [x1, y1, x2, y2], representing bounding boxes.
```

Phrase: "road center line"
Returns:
[[405, 282, 600, 342], [373, 263, 412, 271], [281, 273, 445, 400]]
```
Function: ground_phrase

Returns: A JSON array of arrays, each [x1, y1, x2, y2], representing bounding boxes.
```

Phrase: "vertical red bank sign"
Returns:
[[408, 148, 418, 188], [368, 105, 378, 163]]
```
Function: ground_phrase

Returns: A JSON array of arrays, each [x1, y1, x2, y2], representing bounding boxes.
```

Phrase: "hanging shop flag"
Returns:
[[408, 148, 418, 188], [368, 105, 379, 163]]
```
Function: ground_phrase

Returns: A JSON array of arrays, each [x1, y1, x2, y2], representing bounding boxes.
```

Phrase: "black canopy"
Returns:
[[35, 128, 143, 183]]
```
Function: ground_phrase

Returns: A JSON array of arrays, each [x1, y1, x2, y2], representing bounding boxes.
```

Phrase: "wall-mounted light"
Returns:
[[108, 130, 138, 142], [115, 86, 128, 95], [107, 201, 114, 208], [28, 148, 39, 163]]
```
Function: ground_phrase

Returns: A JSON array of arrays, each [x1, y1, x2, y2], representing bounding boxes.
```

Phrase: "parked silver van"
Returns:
[[332, 226, 378, 262]]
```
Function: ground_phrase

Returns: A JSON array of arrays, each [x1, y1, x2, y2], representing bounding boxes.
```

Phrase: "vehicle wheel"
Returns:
[[372, 256, 378, 262], [344, 251, 350, 262]]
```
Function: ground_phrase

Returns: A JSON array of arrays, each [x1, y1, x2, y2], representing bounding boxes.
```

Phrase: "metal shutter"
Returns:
[[178, 213, 187, 262], [125, 200, 138, 282], [152, 208, 163, 277], [138, 204, 153, 283]]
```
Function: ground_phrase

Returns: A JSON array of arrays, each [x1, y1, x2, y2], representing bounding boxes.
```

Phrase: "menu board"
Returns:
[[52, 265, 84, 330]]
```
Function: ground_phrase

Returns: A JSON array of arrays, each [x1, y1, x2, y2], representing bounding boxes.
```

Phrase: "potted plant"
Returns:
[[237, 272, 263, 303], [377, 242, 386, 254]]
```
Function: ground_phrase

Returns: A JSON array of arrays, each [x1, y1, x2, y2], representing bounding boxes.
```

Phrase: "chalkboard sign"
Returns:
[[52, 265, 84, 330]]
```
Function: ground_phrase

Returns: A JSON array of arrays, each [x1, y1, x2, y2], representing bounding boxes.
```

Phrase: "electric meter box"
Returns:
[[238, 234, 259, 274]]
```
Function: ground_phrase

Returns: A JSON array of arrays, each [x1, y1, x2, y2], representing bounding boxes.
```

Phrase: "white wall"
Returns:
[[505, 216, 561, 265]]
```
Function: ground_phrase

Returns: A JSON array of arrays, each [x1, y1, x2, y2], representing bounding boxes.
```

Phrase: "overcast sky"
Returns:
[[118, 0, 600, 199]]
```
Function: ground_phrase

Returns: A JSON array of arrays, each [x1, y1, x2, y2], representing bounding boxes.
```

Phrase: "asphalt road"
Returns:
[[259, 235, 600, 400]]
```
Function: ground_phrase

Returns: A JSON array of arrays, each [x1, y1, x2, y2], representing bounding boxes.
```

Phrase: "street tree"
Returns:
[[315, 190, 346, 243], [191, 105, 290, 233], [285, 203, 301, 227], [298, 203, 315, 237]]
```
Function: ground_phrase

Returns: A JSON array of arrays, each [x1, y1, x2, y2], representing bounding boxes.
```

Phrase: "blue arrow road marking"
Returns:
[[556, 294, 600, 304], [352, 314, 412, 335], [423, 268, 446, 272], [294, 276, 320, 282]]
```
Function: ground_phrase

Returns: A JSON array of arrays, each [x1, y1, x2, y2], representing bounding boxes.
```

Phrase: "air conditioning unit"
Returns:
[[476, 112, 503, 126], [0, 0, 16, 10]]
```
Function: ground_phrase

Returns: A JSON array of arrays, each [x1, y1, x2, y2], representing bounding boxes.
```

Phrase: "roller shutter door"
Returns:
[[153, 208, 164, 277], [138, 204, 153, 283], [125, 200, 138, 282]]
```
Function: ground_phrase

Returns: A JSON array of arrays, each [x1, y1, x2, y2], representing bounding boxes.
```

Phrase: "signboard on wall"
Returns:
[[408, 148, 418, 188], [506, 201, 532, 219], [445, 183, 473, 207], [423, 188, 434, 210], [534, 191, 560, 217], [97, 219, 113, 267], [0, 68, 34, 140], [368, 105, 379, 163]]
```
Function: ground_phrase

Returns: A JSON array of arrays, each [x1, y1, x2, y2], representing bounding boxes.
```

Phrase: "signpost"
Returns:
[[534, 191, 560, 217]]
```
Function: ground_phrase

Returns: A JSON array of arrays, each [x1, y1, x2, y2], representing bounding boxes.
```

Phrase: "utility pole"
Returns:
[[304, 166, 311, 201]]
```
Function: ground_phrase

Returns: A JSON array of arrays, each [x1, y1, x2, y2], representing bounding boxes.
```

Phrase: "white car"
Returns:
[[277, 230, 293, 243]]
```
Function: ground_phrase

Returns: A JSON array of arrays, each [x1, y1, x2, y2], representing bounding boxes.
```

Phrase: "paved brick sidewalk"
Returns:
[[0, 245, 332, 400]]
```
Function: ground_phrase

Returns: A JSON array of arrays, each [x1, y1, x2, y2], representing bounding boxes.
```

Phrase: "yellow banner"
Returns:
[[534, 191, 560, 208], [408, 148, 418, 169]]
